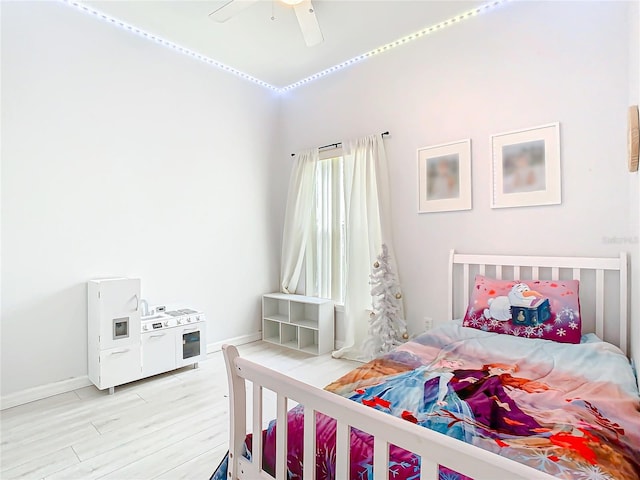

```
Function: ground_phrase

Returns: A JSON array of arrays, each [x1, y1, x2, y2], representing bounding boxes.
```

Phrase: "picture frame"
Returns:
[[490, 123, 561, 209], [417, 139, 472, 213]]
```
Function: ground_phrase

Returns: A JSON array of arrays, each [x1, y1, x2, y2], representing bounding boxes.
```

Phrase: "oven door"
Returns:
[[175, 323, 206, 368]]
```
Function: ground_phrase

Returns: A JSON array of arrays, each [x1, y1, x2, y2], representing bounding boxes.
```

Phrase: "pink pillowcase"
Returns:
[[462, 275, 581, 344]]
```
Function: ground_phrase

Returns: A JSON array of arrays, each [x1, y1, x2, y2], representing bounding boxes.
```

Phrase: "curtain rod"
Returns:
[[290, 131, 390, 157]]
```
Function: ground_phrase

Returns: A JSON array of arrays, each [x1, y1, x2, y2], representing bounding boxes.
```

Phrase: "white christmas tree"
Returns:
[[363, 244, 408, 359]]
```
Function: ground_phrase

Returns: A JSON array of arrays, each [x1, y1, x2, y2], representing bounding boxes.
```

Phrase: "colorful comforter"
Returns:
[[212, 323, 640, 480]]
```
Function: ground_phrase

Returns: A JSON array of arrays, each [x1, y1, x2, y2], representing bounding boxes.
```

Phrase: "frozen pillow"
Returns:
[[462, 275, 581, 344]]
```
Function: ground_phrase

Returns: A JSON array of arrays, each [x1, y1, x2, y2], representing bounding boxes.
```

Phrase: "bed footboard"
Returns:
[[222, 344, 555, 480]]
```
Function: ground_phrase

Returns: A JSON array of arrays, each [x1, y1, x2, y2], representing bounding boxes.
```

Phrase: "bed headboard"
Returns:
[[447, 250, 629, 355]]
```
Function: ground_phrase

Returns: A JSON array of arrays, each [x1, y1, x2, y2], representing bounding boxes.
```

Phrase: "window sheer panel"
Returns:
[[334, 159, 346, 303], [305, 156, 345, 303]]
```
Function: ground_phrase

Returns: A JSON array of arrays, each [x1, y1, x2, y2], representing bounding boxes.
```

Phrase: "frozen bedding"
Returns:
[[212, 323, 640, 479]]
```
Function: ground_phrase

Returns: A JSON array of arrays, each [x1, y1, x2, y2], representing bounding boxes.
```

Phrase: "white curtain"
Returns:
[[280, 149, 319, 294], [332, 134, 402, 360]]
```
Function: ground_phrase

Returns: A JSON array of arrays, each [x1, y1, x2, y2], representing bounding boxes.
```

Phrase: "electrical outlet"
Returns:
[[424, 316, 433, 331]]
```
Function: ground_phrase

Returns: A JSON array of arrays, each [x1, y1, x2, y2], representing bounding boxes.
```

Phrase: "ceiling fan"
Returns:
[[209, 0, 324, 47]]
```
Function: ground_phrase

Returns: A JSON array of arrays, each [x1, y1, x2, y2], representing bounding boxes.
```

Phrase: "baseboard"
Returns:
[[1, 332, 264, 411], [1, 376, 92, 411], [207, 331, 262, 354]]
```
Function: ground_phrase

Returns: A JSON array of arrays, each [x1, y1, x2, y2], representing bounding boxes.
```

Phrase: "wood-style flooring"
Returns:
[[0, 342, 359, 479]]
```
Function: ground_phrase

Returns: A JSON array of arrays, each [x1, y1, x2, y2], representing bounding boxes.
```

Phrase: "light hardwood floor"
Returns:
[[0, 342, 360, 480]]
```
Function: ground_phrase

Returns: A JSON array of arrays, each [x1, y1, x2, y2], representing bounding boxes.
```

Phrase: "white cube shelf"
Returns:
[[262, 293, 334, 355]]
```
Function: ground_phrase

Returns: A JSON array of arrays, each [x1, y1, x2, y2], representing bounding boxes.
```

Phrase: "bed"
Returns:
[[214, 251, 639, 480]]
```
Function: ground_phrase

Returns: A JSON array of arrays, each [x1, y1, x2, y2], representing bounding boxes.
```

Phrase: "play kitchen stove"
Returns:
[[141, 308, 207, 376], [88, 278, 206, 394]]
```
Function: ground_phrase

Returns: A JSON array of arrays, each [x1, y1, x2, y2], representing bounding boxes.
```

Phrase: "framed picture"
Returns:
[[491, 123, 561, 208], [417, 139, 472, 213]]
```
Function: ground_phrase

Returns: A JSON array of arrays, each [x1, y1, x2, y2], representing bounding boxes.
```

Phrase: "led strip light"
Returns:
[[281, 0, 509, 92], [60, 0, 280, 91], [60, 0, 509, 94]]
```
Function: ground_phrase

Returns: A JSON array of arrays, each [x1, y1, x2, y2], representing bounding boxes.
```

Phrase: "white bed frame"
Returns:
[[222, 250, 630, 480]]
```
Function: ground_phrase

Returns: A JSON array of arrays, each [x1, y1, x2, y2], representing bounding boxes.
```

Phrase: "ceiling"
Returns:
[[83, 0, 488, 88]]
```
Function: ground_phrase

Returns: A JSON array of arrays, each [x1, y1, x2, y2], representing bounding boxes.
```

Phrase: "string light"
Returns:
[[60, 0, 509, 94], [281, 0, 509, 92], [59, 0, 280, 92]]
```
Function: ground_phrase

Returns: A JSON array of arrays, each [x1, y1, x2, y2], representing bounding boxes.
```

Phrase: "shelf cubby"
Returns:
[[261, 293, 334, 355], [262, 318, 281, 344], [263, 296, 290, 323], [299, 327, 319, 355]]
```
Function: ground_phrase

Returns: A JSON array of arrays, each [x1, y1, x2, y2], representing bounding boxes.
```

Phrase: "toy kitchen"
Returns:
[[87, 278, 207, 394]]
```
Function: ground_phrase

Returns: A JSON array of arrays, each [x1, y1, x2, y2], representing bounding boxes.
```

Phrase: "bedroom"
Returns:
[[1, 0, 639, 478]]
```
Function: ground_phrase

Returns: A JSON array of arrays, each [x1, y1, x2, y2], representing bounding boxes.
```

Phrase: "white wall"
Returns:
[[2, 0, 637, 398], [1, 1, 280, 395], [628, 0, 640, 370], [281, 1, 637, 344]]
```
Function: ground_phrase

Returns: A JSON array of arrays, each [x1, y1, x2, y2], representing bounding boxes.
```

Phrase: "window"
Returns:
[[305, 154, 346, 303]]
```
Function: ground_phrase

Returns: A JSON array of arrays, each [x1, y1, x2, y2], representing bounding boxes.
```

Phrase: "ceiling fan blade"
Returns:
[[293, 0, 323, 47], [209, 0, 259, 23]]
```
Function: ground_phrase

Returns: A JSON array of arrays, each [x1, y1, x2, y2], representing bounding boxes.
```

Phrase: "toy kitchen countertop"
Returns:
[[141, 308, 205, 330], [141, 306, 207, 378], [164, 309, 204, 325]]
